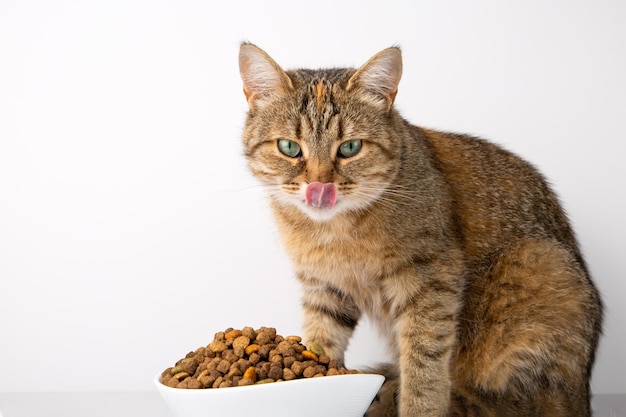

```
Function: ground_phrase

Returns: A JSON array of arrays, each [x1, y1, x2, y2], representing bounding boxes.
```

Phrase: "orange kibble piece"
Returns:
[[225, 329, 243, 339], [301, 350, 319, 362], [245, 343, 261, 355], [243, 366, 257, 382]]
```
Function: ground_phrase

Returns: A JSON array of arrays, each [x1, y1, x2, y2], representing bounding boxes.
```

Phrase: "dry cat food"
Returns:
[[160, 326, 359, 389]]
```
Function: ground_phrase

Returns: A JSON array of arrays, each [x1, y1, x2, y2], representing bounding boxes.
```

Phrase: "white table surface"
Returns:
[[0, 392, 624, 417], [0, 392, 171, 417]]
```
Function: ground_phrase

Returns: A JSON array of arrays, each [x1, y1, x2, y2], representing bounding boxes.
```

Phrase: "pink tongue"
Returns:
[[305, 182, 337, 208]]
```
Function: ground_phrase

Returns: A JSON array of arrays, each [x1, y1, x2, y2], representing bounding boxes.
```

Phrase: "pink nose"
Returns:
[[305, 182, 337, 208]]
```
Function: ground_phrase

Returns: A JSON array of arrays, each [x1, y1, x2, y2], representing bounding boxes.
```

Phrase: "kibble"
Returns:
[[160, 327, 359, 389]]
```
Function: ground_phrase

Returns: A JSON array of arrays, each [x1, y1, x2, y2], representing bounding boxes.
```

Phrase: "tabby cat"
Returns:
[[238, 43, 602, 417]]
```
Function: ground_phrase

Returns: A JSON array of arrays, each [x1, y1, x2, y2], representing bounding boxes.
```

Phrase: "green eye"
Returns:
[[338, 140, 362, 158], [277, 139, 302, 158]]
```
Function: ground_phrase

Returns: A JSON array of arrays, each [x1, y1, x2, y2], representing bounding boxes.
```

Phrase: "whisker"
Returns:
[[222, 183, 280, 193], [344, 181, 442, 212]]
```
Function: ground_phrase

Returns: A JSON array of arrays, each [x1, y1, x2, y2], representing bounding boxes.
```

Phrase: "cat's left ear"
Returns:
[[239, 43, 294, 110], [347, 47, 402, 111]]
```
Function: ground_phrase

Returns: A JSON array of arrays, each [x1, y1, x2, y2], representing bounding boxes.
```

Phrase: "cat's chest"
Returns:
[[282, 220, 390, 293], [276, 212, 407, 321]]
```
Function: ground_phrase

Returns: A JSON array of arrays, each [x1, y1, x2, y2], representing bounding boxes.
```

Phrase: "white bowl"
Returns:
[[155, 373, 384, 417]]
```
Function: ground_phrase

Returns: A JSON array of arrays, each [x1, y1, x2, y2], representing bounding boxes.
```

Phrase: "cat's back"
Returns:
[[414, 127, 581, 264]]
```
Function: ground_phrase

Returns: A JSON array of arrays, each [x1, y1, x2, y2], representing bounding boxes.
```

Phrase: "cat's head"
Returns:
[[239, 43, 403, 222]]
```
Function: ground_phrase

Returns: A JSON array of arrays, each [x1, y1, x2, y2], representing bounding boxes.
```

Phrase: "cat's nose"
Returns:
[[305, 158, 335, 184], [305, 182, 337, 208]]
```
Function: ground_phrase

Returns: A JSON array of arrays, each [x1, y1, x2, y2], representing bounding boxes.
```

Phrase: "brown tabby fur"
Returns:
[[238, 43, 602, 417]]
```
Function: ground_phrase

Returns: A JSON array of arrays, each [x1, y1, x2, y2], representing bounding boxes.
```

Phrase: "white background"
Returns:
[[1, 0, 625, 395]]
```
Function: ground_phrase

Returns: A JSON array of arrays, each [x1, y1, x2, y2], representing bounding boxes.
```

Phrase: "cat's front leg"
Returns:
[[387, 269, 462, 417], [298, 274, 361, 364], [396, 310, 456, 416]]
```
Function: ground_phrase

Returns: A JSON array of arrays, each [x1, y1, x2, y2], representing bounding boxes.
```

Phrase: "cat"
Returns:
[[237, 42, 603, 417]]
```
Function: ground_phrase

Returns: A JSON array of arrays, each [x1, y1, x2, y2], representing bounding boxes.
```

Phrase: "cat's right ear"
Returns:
[[239, 43, 293, 110]]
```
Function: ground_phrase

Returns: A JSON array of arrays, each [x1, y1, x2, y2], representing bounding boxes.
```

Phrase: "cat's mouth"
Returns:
[[304, 182, 337, 209], [288, 182, 342, 222]]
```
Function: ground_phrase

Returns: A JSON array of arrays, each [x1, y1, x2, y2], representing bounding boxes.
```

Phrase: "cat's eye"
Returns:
[[277, 139, 302, 158], [338, 140, 362, 158]]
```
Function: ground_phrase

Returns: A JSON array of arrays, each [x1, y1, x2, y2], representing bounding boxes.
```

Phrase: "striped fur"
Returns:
[[238, 43, 602, 417]]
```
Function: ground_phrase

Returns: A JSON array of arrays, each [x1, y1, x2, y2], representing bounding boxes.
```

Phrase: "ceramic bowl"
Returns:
[[155, 373, 384, 417]]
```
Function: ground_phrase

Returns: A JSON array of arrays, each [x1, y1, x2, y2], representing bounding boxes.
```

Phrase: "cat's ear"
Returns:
[[347, 47, 403, 111], [239, 43, 294, 110]]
